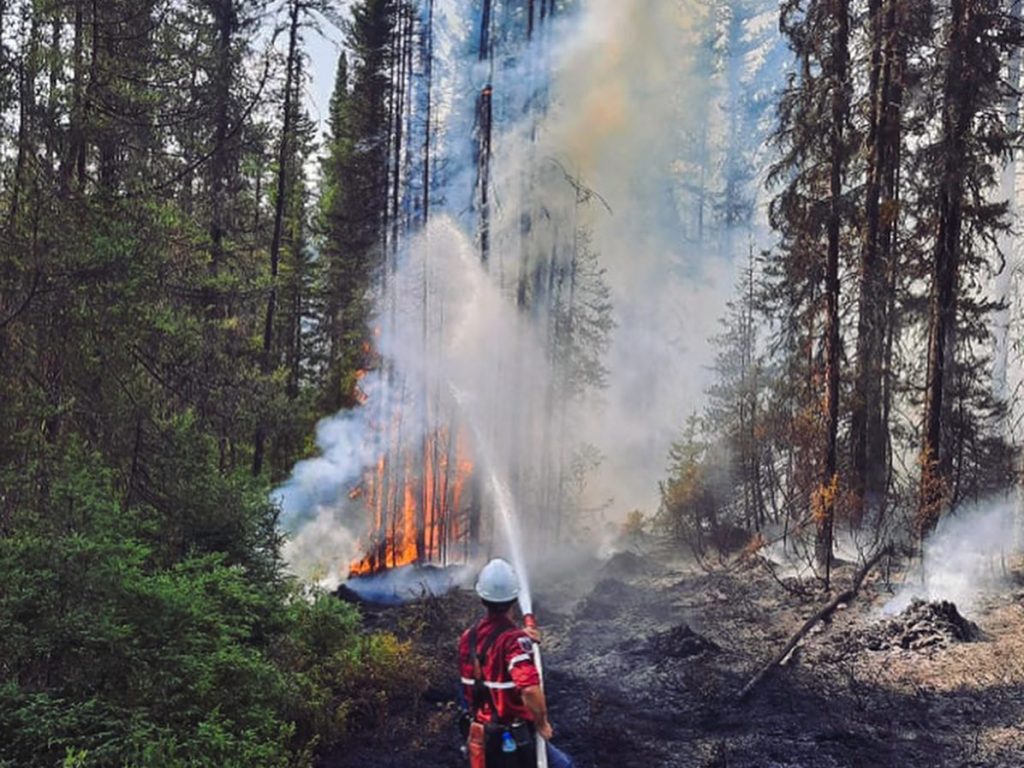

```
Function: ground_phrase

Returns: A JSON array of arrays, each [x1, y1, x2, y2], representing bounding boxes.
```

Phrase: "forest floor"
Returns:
[[322, 543, 1024, 768]]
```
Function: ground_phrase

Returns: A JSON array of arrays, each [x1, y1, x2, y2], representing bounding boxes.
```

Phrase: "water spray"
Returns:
[[482, 464, 547, 768], [522, 612, 548, 768], [451, 384, 548, 768]]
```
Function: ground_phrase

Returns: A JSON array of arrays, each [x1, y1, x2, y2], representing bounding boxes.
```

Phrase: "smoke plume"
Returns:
[[277, 0, 757, 586], [275, 218, 561, 585], [886, 495, 1023, 616], [544, 0, 740, 514], [272, 373, 391, 589]]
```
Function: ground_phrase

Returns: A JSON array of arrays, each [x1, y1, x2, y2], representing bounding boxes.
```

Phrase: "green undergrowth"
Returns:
[[0, 445, 425, 768]]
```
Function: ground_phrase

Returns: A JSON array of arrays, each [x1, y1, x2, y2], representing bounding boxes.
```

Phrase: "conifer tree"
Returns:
[[848, 0, 925, 524], [320, 0, 396, 412], [0, 1, 424, 763], [706, 251, 767, 532], [763, 0, 854, 580], [916, 0, 1022, 532]]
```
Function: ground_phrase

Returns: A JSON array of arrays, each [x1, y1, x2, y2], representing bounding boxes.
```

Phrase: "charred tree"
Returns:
[[475, 84, 493, 266], [765, 0, 854, 584], [474, 0, 494, 266], [917, 0, 1021, 533], [388, 2, 410, 260], [417, 0, 435, 562], [478, 0, 492, 63], [850, 0, 907, 524], [420, 0, 433, 224], [818, 0, 849, 583]]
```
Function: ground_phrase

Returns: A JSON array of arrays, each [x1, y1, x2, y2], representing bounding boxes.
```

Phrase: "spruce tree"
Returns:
[[916, 0, 1022, 532], [763, 0, 854, 580], [319, 1, 396, 412]]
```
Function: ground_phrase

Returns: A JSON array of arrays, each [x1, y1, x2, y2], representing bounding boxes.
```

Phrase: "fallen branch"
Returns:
[[736, 546, 890, 701]]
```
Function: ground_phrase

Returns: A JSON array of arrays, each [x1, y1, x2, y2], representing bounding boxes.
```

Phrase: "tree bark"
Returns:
[[476, 84, 493, 265], [919, 0, 973, 534], [252, 0, 300, 476], [69, 0, 87, 189], [207, 0, 236, 304], [817, 0, 849, 584], [421, 0, 433, 224], [852, 0, 904, 525], [8, 4, 39, 232], [476, 0, 493, 264]]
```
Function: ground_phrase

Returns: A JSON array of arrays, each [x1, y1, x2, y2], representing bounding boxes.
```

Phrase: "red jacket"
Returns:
[[459, 613, 540, 724]]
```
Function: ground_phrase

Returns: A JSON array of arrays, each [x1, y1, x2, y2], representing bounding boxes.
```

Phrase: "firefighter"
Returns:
[[459, 558, 575, 768]]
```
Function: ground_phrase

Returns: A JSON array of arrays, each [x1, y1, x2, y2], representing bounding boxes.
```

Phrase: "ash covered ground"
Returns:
[[322, 546, 1024, 768]]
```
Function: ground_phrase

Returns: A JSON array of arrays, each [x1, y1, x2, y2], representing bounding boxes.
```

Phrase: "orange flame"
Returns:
[[349, 426, 475, 576]]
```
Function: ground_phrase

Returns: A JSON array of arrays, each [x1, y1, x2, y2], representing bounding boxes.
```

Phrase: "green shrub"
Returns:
[[1, 445, 429, 767], [278, 592, 427, 750]]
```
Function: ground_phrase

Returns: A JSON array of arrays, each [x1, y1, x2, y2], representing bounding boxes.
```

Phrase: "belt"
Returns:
[[481, 720, 533, 734]]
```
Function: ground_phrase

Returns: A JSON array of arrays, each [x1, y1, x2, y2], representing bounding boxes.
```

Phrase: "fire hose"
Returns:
[[448, 384, 549, 767], [466, 613, 549, 768], [523, 613, 548, 768]]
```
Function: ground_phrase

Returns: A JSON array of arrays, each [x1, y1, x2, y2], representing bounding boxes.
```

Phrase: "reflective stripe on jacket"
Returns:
[[458, 614, 540, 724]]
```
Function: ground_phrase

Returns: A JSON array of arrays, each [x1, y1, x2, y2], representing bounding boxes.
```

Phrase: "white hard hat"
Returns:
[[475, 558, 520, 603]]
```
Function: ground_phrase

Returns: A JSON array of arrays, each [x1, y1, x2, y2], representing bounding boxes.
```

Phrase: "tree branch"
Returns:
[[737, 546, 891, 701]]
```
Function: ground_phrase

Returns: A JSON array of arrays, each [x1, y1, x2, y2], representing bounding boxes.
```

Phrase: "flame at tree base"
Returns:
[[349, 425, 475, 576]]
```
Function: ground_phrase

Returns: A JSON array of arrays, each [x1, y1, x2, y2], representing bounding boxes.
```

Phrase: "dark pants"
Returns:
[[483, 723, 534, 768], [483, 724, 575, 768]]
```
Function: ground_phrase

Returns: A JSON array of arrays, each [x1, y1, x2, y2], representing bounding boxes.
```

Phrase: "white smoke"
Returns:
[[275, 217, 562, 585], [377, 219, 552, 442], [538, 0, 744, 514], [434, 0, 745, 518], [281, 508, 361, 592], [379, 217, 567, 568], [278, 0, 764, 586], [344, 563, 476, 603], [272, 372, 390, 588], [885, 495, 1023, 617]]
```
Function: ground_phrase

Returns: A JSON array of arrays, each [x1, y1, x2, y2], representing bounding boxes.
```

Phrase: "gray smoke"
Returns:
[[272, 372, 393, 589], [344, 563, 476, 604], [276, 0, 761, 586], [886, 495, 1023, 616]]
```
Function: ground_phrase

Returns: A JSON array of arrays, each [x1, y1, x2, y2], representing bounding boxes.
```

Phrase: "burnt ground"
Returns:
[[322, 545, 1024, 768]]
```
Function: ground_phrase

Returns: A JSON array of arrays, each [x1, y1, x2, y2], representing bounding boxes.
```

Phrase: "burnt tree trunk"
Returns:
[[418, 0, 435, 561], [919, 0, 975, 534], [851, 0, 905, 524], [817, 0, 850, 583], [421, 0, 433, 224], [475, 0, 493, 266], [476, 85, 493, 266]]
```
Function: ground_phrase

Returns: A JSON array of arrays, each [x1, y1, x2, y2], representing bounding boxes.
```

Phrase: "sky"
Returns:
[[303, 16, 345, 141]]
